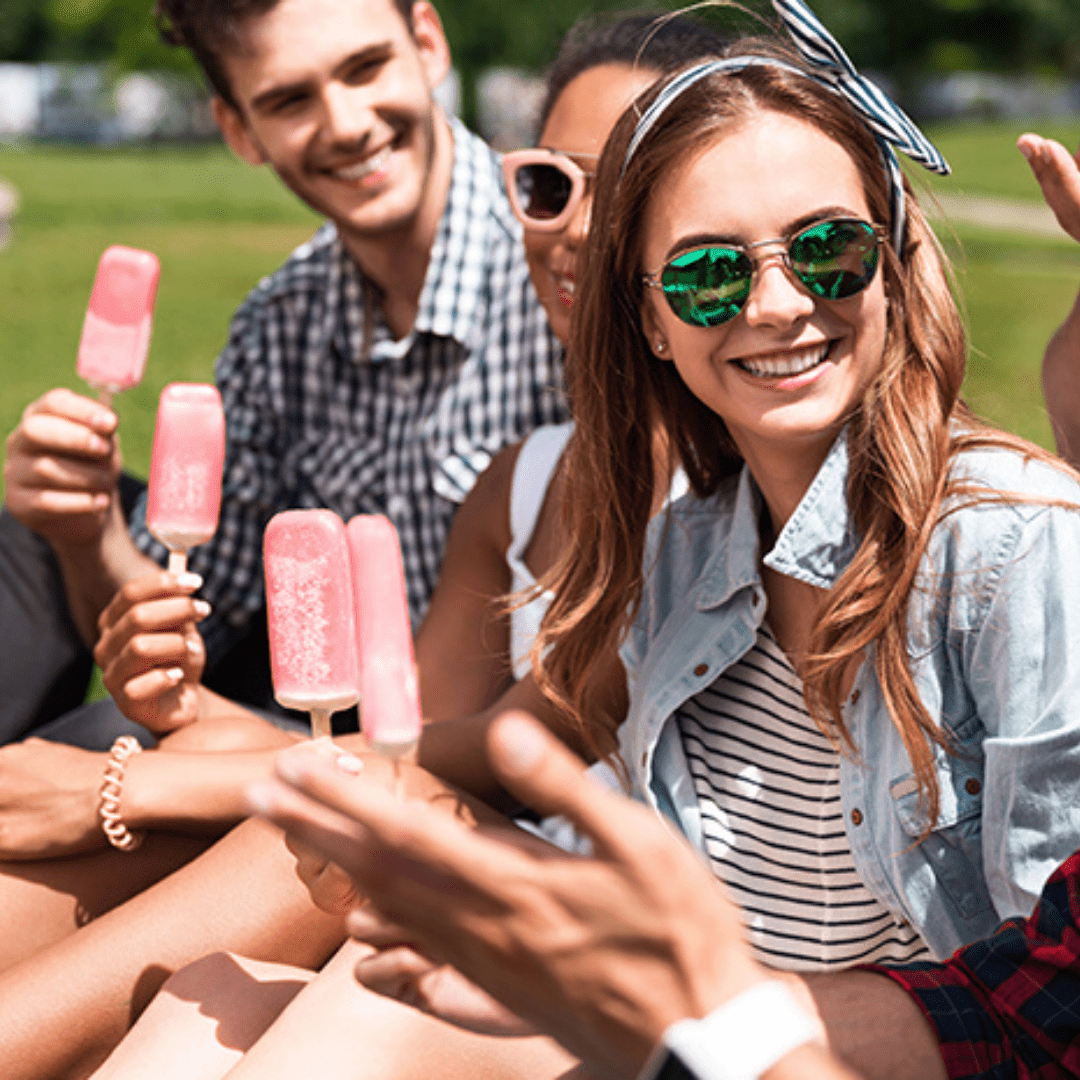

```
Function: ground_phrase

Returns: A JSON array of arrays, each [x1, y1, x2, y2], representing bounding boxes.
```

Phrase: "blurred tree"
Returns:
[[1, 0, 1078, 95]]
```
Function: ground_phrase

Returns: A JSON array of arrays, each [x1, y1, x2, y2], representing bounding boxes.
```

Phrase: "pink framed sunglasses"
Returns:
[[502, 149, 598, 232]]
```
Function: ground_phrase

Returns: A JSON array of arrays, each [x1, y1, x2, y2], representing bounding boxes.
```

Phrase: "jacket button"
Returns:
[[694, 663, 709, 677], [850, 689, 861, 706], [751, 592, 761, 607], [851, 809, 864, 826], [965, 778, 981, 796], [641, 752, 648, 768]]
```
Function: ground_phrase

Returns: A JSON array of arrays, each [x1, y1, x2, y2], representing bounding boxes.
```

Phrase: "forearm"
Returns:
[[1043, 289, 1080, 469], [803, 970, 946, 1080], [54, 498, 159, 647]]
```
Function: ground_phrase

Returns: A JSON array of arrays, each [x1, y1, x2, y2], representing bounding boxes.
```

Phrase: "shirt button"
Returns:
[[851, 809, 864, 826], [850, 689, 861, 706], [694, 663, 709, 677], [965, 778, 982, 796]]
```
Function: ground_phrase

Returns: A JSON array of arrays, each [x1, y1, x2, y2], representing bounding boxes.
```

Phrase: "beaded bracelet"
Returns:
[[99, 735, 146, 852]]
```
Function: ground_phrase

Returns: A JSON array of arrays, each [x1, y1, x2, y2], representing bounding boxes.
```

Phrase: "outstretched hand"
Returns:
[[95, 570, 209, 733], [1018, 133, 1080, 241], [249, 712, 770, 1079]]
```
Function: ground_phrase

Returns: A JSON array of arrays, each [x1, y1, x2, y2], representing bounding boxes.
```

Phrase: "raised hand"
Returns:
[[96, 571, 209, 734], [1018, 133, 1080, 242], [250, 712, 775, 1079], [4, 388, 121, 549]]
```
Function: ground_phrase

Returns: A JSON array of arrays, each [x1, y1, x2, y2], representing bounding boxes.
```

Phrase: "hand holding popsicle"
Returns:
[[77, 245, 160, 406], [146, 383, 226, 575], [264, 510, 360, 738]]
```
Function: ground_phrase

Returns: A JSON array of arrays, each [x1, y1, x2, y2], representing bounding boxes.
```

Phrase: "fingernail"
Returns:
[[186, 636, 202, 656], [336, 753, 364, 775], [494, 715, 547, 776], [246, 781, 278, 816], [176, 572, 203, 590], [166, 667, 184, 683], [193, 600, 211, 618], [1018, 142, 1033, 162]]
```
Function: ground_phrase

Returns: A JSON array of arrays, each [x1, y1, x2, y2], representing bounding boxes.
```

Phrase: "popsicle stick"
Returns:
[[168, 550, 188, 575], [95, 387, 113, 409], [310, 708, 332, 740]]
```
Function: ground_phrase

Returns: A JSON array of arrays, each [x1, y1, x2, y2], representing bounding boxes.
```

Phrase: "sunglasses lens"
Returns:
[[790, 219, 879, 300], [513, 163, 573, 222], [660, 247, 753, 328]]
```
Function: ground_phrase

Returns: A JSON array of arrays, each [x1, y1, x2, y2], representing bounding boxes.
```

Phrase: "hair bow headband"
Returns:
[[622, 0, 950, 254]]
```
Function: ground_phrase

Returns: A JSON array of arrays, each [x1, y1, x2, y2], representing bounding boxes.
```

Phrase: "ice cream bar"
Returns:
[[146, 383, 225, 574], [347, 515, 422, 758], [77, 246, 160, 403], [265, 510, 360, 738]]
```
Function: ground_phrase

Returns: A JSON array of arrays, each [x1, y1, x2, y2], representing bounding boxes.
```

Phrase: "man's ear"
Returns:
[[212, 97, 268, 167], [410, 2, 451, 93]]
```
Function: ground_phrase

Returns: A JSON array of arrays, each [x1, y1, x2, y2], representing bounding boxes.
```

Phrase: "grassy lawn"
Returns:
[[0, 143, 319, 486], [920, 120, 1080, 202]]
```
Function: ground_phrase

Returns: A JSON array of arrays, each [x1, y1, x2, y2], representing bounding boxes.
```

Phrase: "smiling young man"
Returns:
[[1, 0, 564, 745]]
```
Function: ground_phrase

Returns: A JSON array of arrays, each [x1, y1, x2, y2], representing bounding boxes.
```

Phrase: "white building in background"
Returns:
[[0, 64, 40, 137], [476, 68, 545, 151]]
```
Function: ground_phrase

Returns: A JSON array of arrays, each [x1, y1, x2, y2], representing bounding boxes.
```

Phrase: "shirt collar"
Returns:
[[331, 115, 509, 364], [693, 427, 858, 610]]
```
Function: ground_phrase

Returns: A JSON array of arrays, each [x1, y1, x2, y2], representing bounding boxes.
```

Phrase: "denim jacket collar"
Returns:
[[695, 427, 859, 611]]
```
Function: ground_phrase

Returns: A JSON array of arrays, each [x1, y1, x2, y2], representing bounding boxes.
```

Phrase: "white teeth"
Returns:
[[557, 277, 575, 297], [333, 146, 392, 182], [738, 343, 829, 378]]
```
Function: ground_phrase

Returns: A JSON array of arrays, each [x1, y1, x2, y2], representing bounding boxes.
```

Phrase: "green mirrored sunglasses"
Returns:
[[642, 217, 888, 329]]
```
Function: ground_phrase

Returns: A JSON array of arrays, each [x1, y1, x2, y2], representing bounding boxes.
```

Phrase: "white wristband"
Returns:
[[661, 981, 825, 1080]]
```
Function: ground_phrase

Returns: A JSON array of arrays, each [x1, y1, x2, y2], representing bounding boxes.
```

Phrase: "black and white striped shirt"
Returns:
[[131, 118, 565, 660], [677, 627, 929, 972]]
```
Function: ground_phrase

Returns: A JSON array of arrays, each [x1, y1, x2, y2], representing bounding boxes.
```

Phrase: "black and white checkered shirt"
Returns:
[[131, 118, 565, 660]]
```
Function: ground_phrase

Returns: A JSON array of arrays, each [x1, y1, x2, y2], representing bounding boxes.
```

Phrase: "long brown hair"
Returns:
[[534, 39, 1067, 829]]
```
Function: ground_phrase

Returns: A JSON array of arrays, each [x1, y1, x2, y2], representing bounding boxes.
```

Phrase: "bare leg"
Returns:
[[224, 940, 579, 1080], [0, 832, 214, 972], [0, 817, 344, 1080], [92, 953, 314, 1080]]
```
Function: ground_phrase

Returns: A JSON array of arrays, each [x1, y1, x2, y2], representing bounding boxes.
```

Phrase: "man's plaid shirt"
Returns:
[[871, 849, 1080, 1079], [131, 118, 565, 660]]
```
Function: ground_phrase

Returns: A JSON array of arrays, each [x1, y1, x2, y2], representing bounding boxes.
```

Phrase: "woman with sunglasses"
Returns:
[[527, 8, 1080, 974]]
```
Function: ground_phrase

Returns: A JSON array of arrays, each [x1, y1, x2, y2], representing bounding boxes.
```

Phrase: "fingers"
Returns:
[[486, 711, 646, 861], [98, 571, 207, 635], [4, 391, 120, 535], [1018, 133, 1080, 241]]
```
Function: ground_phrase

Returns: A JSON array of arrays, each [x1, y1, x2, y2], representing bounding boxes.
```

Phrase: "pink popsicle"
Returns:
[[347, 515, 422, 758], [77, 246, 160, 403], [146, 383, 226, 574], [265, 510, 360, 738]]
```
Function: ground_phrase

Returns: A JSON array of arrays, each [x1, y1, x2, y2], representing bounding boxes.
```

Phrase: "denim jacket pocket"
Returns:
[[890, 772, 993, 922]]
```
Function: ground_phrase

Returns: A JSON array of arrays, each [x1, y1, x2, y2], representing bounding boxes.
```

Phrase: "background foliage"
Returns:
[[3, 0, 1080, 114]]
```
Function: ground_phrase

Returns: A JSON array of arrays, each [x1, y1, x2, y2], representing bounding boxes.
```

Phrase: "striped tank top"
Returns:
[[676, 626, 929, 972]]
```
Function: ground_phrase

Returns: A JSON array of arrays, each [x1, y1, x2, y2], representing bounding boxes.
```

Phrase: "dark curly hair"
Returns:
[[155, 0, 414, 110]]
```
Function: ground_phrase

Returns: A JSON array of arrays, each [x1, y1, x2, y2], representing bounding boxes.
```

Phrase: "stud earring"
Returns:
[[654, 339, 667, 355]]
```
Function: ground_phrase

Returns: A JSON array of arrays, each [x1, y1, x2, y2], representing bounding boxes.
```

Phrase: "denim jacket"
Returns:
[[620, 431, 1080, 959]]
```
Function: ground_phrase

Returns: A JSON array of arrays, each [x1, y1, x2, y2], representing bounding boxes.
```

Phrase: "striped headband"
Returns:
[[622, 0, 950, 254]]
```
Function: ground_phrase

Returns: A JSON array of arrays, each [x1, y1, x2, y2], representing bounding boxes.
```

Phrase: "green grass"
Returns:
[[0, 144, 320, 486], [917, 120, 1080, 203]]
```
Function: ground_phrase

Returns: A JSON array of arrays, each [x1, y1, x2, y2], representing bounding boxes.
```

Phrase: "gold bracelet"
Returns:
[[99, 735, 146, 852]]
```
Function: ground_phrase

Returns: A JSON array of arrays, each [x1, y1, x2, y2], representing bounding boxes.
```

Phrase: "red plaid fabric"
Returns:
[[869, 850, 1080, 1078]]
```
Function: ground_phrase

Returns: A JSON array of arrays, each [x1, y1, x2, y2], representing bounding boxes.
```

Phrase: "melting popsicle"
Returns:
[[265, 510, 360, 739], [77, 246, 160, 405], [146, 383, 226, 575], [347, 515, 422, 759]]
